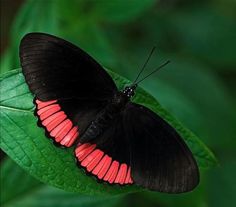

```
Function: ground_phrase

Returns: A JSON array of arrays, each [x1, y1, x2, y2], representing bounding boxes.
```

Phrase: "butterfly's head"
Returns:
[[122, 84, 137, 98]]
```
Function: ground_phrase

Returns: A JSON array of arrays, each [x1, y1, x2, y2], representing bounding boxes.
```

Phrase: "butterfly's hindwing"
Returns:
[[77, 102, 199, 192], [123, 103, 199, 192], [74, 98, 134, 185], [75, 143, 133, 185]]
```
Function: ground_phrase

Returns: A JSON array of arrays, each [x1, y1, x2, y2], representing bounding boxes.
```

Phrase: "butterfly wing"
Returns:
[[75, 114, 133, 185], [20, 33, 117, 146], [76, 102, 199, 192], [20, 32, 117, 101], [124, 103, 199, 192]]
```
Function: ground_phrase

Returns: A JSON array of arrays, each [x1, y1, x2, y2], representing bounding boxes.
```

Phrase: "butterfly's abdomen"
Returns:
[[80, 92, 128, 143]]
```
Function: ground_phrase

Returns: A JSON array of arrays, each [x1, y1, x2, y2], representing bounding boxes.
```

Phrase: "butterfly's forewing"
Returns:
[[20, 33, 117, 146], [20, 33, 117, 101]]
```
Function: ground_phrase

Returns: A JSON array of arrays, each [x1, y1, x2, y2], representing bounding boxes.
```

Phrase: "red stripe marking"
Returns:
[[36, 100, 57, 109], [86, 150, 104, 172], [50, 119, 69, 138], [92, 154, 109, 175], [120, 164, 128, 184], [115, 164, 123, 184], [42, 111, 65, 126], [103, 161, 116, 181], [75, 143, 91, 155], [107, 161, 119, 184], [76, 144, 96, 161], [115, 163, 127, 184], [37, 104, 60, 115], [55, 120, 73, 142], [60, 127, 78, 147], [96, 155, 112, 179], [67, 129, 78, 147], [39, 105, 61, 120], [125, 167, 131, 184], [81, 149, 99, 167], [45, 114, 67, 132], [75, 143, 133, 185], [35, 99, 79, 147]]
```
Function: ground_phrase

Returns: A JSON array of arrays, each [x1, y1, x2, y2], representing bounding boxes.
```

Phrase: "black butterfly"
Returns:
[[20, 32, 199, 193]]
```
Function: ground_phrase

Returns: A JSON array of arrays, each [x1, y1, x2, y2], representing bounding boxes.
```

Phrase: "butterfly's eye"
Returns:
[[123, 87, 129, 93], [122, 86, 135, 98], [123, 87, 129, 94]]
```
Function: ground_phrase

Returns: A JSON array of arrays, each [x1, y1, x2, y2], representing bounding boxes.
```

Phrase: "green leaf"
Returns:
[[61, 23, 117, 69], [0, 0, 155, 75], [170, 5, 236, 68], [0, 0, 60, 75], [0, 158, 42, 205], [91, 0, 156, 23], [6, 188, 121, 207], [0, 69, 217, 195], [144, 80, 207, 139], [0, 158, 122, 207], [4, 187, 121, 207], [157, 60, 236, 151], [207, 161, 236, 207]]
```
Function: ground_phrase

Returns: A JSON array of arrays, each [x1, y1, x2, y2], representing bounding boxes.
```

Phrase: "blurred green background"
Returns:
[[0, 0, 236, 206]]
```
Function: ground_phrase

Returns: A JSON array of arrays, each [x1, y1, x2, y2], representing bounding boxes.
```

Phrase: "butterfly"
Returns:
[[20, 32, 199, 193]]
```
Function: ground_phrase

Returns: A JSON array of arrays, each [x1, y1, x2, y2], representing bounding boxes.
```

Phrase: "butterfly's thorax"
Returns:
[[80, 91, 130, 142]]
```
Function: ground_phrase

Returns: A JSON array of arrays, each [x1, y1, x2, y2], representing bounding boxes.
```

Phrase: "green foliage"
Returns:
[[0, 158, 122, 207], [0, 0, 60, 75], [0, 69, 216, 195], [91, 0, 156, 23], [1, 0, 236, 206], [207, 162, 236, 207], [0, 158, 41, 205], [169, 5, 236, 67]]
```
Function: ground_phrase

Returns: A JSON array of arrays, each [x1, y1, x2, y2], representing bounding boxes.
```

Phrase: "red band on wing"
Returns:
[[35, 99, 79, 147], [35, 99, 133, 185], [75, 143, 133, 185]]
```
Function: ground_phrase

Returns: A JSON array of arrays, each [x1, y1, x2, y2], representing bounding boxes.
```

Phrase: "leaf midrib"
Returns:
[[0, 105, 33, 113]]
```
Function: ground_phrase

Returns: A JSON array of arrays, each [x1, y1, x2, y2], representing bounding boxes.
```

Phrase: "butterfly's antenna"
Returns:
[[133, 46, 156, 84], [135, 60, 170, 84]]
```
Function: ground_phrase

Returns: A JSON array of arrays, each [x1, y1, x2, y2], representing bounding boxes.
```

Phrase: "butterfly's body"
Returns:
[[20, 32, 199, 193], [81, 90, 129, 142], [81, 85, 137, 142]]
